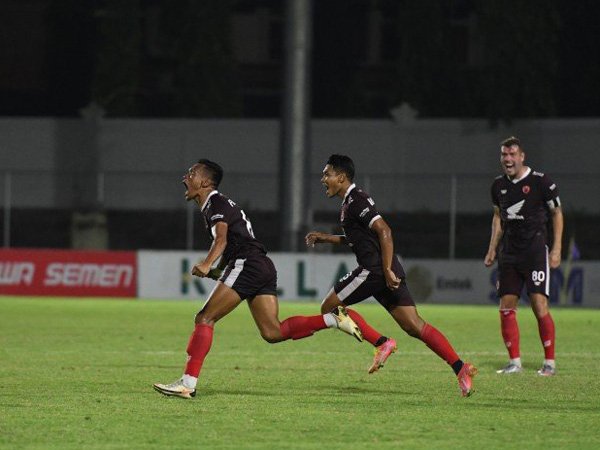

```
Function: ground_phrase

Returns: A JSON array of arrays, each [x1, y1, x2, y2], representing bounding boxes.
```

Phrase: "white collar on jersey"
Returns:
[[342, 183, 356, 204], [201, 190, 219, 211], [509, 167, 531, 184]]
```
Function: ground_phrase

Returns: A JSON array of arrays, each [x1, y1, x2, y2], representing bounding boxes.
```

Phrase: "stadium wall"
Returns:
[[1, 249, 596, 307], [1, 117, 599, 212]]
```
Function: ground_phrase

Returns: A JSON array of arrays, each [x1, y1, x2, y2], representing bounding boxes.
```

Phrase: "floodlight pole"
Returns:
[[279, 0, 313, 251]]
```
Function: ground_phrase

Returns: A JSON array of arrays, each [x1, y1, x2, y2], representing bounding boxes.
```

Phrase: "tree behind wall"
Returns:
[[157, 0, 241, 117], [475, 0, 560, 124], [92, 0, 142, 115], [91, 0, 241, 117], [390, 0, 560, 124]]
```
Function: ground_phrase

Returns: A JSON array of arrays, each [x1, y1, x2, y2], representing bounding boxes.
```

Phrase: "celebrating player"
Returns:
[[484, 137, 563, 376], [305, 154, 477, 397], [153, 159, 363, 399]]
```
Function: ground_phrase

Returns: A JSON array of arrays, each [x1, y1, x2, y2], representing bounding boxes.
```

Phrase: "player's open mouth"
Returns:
[[183, 181, 189, 198]]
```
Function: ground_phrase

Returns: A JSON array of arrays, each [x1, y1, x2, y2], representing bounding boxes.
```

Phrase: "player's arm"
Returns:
[[371, 217, 401, 290], [206, 255, 227, 280], [305, 231, 346, 247], [549, 206, 563, 268], [484, 206, 503, 267], [193, 222, 228, 278]]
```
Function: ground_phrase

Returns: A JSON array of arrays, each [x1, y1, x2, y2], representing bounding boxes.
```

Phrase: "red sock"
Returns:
[[346, 308, 384, 346], [184, 323, 214, 377], [419, 323, 460, 365], [280, 315, 327, 340], [500, 309, 520, 359], [537, 313, 555, 360]]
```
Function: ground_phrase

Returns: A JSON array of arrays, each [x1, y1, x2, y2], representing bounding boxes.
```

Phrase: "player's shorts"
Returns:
[[497, 232, 550, 298], [334, 265, 415, 310], [220, 253, 278, 300]]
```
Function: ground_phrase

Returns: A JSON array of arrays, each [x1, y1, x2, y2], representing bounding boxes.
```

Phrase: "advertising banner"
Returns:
[[137, 251, 598, 307], [0, 249, 137, 297]]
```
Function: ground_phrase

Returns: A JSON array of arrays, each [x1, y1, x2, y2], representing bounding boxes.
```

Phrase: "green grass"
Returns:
[[1, 297, 600, 450]]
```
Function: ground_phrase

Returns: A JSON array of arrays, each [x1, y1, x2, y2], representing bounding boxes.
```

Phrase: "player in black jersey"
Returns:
[[306, 154, 477, 397], [484, 137, 563, 376], [154, 159, 363, 399]]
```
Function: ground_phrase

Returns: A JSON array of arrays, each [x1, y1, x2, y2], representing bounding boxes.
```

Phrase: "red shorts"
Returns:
[[334, 265, 415, 310], [220, 253, 278, 300]]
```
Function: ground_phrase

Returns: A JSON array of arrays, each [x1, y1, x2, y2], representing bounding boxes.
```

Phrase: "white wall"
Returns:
[[1, 117, 599, 212]]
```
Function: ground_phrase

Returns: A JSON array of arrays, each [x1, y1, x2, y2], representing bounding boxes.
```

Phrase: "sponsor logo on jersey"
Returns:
[[210, 214, 224, 221], [522, 185, 530, 194], [500, 189, 507, 195], [506, 200, 525, 220], [550, 183, 556, 191], [367, 198, 375, 206], [359, 207, 370, 218], [533, 171, 544, 177]]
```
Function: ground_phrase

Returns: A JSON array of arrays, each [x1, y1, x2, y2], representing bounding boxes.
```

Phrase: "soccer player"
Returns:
[[305, 154, 477, 397], [153, 159, 363, 399], [484, 137, 563, 376]]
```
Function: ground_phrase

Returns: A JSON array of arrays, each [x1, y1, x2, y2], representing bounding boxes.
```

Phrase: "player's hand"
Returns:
[[206, 268, 223, 280], [192, 262, 211, 278], [305, 231, 323, 247], [484, 249, 496, 267], [549, 248, 561, 269], [384, 268, 401, 290]]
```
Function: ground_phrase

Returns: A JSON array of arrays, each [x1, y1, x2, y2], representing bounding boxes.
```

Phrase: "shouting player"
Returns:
[[484, 137, 563, 376], [305, 154, 477, 397], [153, 159, 363, 399]]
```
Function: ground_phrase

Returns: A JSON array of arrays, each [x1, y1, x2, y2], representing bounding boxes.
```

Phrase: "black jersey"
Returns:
[[340, 184, 386, 270], [202, 191, 266, 261], [491, 168, 561, 251]]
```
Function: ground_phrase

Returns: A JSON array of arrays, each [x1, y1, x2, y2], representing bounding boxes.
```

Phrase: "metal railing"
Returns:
[[2, 170, 598, 255]]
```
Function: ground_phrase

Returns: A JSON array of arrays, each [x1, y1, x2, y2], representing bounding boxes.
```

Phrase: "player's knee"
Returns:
[[194, 311, 215, 326], [399, 318, 423, 338], [260, 329, 283, 344], [402, 324, 421, 338]]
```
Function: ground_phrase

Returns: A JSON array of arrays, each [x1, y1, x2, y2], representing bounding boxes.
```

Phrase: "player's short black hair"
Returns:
[[197, 159, 223, 188], [500, 136, 522, 149], [327, 154, 355, 181]]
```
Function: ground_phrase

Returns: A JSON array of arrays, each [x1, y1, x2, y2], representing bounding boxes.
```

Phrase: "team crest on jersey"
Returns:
[[522, 185, 530, 194], [500, 189, 507, 195]]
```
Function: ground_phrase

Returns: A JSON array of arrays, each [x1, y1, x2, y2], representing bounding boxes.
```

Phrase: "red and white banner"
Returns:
[[0, 249, 137, 297]]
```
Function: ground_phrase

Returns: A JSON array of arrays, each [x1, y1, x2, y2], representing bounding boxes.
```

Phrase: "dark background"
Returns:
[[2, 0, 599, 122], [1, 0, 598, 257]]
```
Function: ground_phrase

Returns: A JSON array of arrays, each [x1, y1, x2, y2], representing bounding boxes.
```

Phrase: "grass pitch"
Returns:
[[1, 297, 600, 450]]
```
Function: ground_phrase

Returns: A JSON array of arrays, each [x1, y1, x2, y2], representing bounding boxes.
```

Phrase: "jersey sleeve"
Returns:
[[541, 175, 561, 209], [350, 194, 381, 228], [206, 197, 233, 228]]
